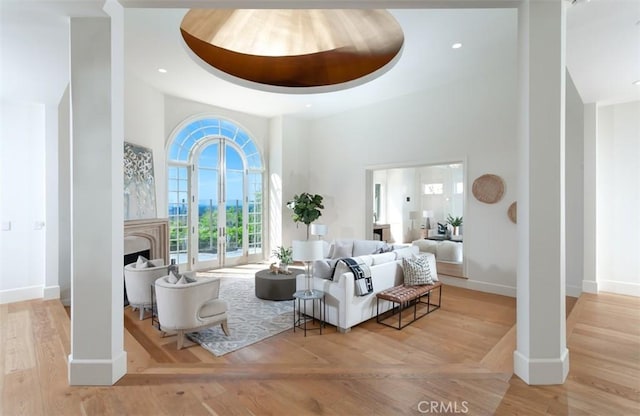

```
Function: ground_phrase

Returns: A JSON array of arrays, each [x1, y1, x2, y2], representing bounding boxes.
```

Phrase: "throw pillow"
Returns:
[[413, 253, 438, 281], [403, 256, 434, 286], [166, 274, 178, 284], [136, 255, 149, 269], [438, 222, 447, 234], [331, 240, 353, 259], [313, 259, 333, 280]]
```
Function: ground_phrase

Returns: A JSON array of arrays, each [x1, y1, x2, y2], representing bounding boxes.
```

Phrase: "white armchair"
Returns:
[[124, 259, 168, 320], [154, 276, 230, 349]]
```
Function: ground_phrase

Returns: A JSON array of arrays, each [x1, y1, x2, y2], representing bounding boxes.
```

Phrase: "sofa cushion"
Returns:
[[331, 240, 354, 259], [402, 256, 434, 285], [394, 245, 419, 260], [371, 251, 396, 266], [353, 240, 384, 256]]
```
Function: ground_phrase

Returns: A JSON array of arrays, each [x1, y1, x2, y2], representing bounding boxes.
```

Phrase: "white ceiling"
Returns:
[[1, 0, 638, 119]]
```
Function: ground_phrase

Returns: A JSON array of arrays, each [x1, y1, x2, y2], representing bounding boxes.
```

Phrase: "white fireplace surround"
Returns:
[[124, 218, 169, 264]]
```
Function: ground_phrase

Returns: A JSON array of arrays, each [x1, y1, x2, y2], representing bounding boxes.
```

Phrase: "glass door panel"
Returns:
[[224, 144, 244, 262], [168, 166, 189, 266], [194, 142, 221, 269], [197, 168, 219, 265]]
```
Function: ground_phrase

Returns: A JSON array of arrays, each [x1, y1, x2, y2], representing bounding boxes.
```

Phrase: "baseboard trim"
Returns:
[[582, 279, 598, 294], [513, 348, 569, 385], [68, 351, 127, 386], [0, 285, 43, 304], [565, 284, 582, 298], [438, 276, 516, 297], [598, 279, 640, 297], [43, 285, 60, 300]]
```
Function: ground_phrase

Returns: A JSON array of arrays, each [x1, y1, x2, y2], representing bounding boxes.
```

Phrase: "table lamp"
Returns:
[[292, 240, 323, 296], [310, 224, 328, 240]]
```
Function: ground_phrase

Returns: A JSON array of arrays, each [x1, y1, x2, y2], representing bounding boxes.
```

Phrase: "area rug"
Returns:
[[186, 275, 294, 356]]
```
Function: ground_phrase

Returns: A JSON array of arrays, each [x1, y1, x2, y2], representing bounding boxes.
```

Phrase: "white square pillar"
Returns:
[[68, 0, 126, 386], [514, 0, 569, 385]]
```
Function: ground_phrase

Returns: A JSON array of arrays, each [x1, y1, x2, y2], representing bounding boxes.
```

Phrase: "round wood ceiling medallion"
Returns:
[[507, 201, 517, 224], [472, 174, 505, 204], [180, 9, 404, 90]]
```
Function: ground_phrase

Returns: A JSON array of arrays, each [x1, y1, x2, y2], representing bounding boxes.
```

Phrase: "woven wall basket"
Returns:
[[472, 174, 505, 204], [507, 201, 517, 224]]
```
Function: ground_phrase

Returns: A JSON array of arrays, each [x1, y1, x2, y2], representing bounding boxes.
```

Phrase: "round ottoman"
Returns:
[[254, 267, 304, 301]]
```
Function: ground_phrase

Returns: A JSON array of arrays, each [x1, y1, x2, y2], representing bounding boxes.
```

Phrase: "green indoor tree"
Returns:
[[286, 192, 324, 240]]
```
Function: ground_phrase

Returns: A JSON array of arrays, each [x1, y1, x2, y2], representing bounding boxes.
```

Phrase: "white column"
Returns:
[[514, 0, 569, 385], [68, 0, 126, 385], [582, 103, 598, 293], [45, 104, 61, 300]]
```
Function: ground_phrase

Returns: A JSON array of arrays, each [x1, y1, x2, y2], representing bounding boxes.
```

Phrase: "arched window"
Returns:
[[167, 117, 264, 269]]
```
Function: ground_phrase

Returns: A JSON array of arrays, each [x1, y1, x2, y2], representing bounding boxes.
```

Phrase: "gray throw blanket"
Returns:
[[332, 257, 373, 296]]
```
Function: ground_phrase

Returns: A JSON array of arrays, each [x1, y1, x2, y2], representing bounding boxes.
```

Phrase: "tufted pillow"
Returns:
[[402, 255, 434, 286]]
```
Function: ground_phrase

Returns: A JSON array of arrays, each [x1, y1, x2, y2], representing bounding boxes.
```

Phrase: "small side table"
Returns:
[[293, 289, 325, 336]]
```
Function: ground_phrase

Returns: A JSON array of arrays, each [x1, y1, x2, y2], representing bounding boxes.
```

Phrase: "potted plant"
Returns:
[[286, 192, 324, 240], [272, 245, 293, 272], [446, 214, 463, 236]]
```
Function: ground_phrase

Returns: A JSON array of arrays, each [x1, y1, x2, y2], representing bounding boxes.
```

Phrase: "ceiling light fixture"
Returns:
[[158, 68, 167, 73], [633, 80, 640, 85], [452, 42, 463, 49], [180, 9, 404, 92]]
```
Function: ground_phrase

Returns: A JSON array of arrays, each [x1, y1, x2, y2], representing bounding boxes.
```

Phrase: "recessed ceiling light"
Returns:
[[158, 68, 167, 73], [633, 80, 640, 85], [305, 103, 312, 108], [452, 42, 462, 49]]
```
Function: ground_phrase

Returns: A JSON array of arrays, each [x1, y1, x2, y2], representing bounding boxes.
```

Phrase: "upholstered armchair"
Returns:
[[123, 259, 168, 320], [154, 276, 230, 349]]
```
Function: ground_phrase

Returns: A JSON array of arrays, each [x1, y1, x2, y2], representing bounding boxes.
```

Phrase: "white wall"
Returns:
[[304, 68, 520, 296], [57, 87, 71, 304], [565, 72, 584, 297], [124, 74, 166, 216], [0, 101, 47, 303], [596, 100, 640, 296], [281, 117, 312, 245]]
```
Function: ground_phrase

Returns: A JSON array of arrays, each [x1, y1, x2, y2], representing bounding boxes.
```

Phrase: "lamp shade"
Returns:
[[409, 211, 420, 220], [310, 224, 328, 237], [292, 240, 324, 261], [422, 210, 433, 218]]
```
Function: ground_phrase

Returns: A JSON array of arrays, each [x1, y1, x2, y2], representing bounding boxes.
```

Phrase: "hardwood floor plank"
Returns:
[[3, 272, 639, 416]]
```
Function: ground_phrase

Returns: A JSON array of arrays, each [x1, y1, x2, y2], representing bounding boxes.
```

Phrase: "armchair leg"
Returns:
[[221, 320, 230, 336], [177, 330, 185, 349]]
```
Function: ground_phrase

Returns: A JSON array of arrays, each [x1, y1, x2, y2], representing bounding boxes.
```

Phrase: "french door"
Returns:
[[191, 139, 247, 270]]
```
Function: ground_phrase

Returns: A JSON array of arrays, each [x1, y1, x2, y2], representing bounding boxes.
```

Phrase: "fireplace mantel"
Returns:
[[124, 218, 169, 264]]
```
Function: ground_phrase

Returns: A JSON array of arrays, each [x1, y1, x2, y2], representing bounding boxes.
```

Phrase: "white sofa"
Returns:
[[295, 239, 437, 332]]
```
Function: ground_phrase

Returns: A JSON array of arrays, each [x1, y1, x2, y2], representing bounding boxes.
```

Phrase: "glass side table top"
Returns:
[[293, 289, 324, 300]]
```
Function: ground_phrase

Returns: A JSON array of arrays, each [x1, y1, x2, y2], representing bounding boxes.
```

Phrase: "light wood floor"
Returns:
[[2, 265, 639, 415]]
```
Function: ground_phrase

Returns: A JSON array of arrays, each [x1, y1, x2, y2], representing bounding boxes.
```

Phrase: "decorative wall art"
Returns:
[[124, 142, 157, 220], [472, 174, 505, 204], [508, 201, 517, 224]]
